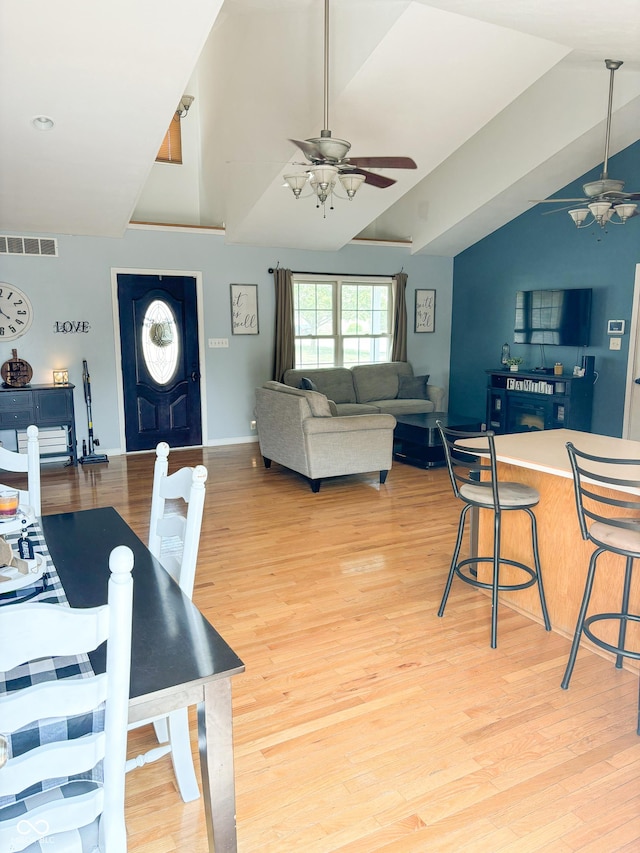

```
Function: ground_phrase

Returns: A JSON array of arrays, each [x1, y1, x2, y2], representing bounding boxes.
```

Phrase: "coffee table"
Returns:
[[393, 411, 483, 469]]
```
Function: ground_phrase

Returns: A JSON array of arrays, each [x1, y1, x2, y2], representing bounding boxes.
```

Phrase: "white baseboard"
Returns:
[[206, 436, 259, 447], [99, 435, 259, 457]]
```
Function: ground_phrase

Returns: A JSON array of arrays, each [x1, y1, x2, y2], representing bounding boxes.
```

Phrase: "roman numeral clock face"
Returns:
[[0, 284, 33, 340]]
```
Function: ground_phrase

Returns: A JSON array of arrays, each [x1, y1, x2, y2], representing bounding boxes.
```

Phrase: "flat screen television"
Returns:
[[514, 288, 592, 347]]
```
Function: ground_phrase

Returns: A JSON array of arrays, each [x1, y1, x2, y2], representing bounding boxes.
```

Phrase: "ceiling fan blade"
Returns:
[[541, 203, 584, 216], [289, 138, 323, 161], [348, 156, 417, 170], [352, 169, 396, 189], [529, 198, 589, 203]]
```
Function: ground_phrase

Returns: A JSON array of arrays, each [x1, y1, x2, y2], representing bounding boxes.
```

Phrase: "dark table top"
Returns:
[[0, 384, 75, 391], [394, 411, 482, 430], [42, 507, 244, 701]]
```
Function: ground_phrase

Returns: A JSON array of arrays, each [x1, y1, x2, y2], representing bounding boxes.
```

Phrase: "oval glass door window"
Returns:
[[142, 299, 179, 385]]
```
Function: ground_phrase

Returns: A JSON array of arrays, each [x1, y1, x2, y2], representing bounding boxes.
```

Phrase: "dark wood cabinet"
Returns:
[[0, 384, 77, 464], [486, 370, 593, 435]]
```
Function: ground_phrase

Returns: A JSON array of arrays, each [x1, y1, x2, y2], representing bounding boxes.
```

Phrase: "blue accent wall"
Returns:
[[449, 140, 640, 437]]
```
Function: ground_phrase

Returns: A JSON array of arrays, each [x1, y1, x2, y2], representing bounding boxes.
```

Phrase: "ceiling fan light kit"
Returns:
[[310, 165, 338, 205], [535, 59, 640, 233], [283, 173, 308, 199], [339, 172, 366, 198], [283, 0, 417, 215], [568, 200, 638, 229]]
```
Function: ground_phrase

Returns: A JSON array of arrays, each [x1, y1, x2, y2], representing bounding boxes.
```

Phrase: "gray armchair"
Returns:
[[255, 382, 396, 492]]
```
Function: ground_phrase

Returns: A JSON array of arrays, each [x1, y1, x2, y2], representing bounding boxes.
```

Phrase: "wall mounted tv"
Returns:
[[514, 288, 592, 347]]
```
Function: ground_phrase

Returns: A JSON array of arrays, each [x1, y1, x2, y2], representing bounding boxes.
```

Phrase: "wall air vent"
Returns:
[[0, 235, 58, 257]]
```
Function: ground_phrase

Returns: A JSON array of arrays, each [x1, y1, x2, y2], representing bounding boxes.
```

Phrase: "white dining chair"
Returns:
[[0, 424, 41, 517], [0, 545, 134, 853], [126, 442, 207, 803]]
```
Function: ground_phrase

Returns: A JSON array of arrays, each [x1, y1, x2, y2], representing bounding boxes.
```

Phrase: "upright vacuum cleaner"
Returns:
[[79, 359, 108, 464]]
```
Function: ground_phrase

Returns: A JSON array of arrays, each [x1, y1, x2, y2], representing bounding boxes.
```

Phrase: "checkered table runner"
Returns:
[[0, 523, 103, 807]]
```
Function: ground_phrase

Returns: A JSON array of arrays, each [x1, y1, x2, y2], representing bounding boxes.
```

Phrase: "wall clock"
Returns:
[[0, 283, 33, 341]]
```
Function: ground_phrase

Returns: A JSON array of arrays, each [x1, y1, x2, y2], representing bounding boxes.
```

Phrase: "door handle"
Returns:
[[191, 371, 200, 382], [635, 378, 640, 385]]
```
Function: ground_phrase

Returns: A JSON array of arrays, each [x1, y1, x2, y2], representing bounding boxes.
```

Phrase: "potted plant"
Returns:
[[505, 357, 524, 372]]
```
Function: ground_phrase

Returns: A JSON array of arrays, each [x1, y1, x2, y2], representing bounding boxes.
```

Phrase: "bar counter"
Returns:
[[469, 429, 640, 671]]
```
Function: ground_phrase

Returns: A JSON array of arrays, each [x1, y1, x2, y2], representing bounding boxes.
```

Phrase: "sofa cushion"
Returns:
[[373, 398, 435, 415], [284, 368, 356, 404], [351, 362, 413, 403], [397, 374, 430, 399], [334, 401, 379, 416], [300, 377, 318, 391], [305, 391, 333, 417]]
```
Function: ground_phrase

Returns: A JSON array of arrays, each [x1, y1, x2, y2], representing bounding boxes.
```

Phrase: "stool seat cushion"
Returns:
[[590, 519, 640, 554], [460, 481, 540, 508]]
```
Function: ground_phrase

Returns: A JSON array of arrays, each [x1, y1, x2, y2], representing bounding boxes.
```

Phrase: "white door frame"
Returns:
[[621, 263, 640, 438], [110, 267, 207, 454]]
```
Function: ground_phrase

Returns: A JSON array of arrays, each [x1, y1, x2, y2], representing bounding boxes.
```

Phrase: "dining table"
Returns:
[[1, 506, 245, 853]]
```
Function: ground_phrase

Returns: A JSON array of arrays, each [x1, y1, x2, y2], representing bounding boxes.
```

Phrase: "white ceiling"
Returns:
[[2, 0, 640, 256]]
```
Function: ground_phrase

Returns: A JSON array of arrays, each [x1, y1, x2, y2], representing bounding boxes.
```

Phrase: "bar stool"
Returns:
[[562, 442, 640, 734], [436, 423, 551, 648]]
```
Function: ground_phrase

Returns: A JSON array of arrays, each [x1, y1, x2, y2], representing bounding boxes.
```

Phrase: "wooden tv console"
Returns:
[[486, 370, 593, 434]]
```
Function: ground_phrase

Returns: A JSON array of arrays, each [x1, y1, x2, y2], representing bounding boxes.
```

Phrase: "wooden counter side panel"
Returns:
[[477, 462, 640, 672]]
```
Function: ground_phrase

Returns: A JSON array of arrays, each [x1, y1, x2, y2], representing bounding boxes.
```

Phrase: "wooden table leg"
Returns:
[[469, 505, 478, 559], [198, 678, 238, 852]]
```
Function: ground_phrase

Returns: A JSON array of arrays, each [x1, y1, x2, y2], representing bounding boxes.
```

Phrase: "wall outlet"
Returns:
[[250, 420, 256, 431], [208, 338, 229, 348], [609, 336, 622, 351]]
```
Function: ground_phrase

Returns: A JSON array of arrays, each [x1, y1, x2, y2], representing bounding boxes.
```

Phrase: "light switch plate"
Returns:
[[610, 336, 622, 350], [208, 338, 229, 348]]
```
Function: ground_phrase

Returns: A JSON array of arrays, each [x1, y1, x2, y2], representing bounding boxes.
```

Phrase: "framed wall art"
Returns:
[[415, 289, 435, 333], [230, 284, 259, 335]]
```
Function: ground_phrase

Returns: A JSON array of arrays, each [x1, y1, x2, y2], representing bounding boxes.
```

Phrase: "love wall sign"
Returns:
[[53, 321, 91, 334]]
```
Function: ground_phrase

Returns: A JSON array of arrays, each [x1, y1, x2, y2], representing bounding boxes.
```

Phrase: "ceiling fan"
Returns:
[[284, 0, 417, 207], [532, 59, 639, 228]]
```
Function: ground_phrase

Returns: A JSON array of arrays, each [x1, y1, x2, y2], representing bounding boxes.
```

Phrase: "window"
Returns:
[[141, 299, 179, 384], [293, 275, 393, 368], [156, 113, 183, 164], [515, 290, 563, 346]]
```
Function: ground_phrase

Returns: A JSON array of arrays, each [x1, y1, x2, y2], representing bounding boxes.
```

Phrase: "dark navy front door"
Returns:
[[117, 273, 202, 451]]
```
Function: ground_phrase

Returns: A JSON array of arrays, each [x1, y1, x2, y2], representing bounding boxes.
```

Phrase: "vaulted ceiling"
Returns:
[[2, 0, 640, 256]]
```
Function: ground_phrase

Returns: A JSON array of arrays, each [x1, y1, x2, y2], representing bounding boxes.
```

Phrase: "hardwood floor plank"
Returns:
[[32, 444, 640, 852]]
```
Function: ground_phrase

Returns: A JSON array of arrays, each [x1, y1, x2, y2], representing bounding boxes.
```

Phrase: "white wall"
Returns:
[[133, 76, 204, 227], [0, 226, 453, 454]]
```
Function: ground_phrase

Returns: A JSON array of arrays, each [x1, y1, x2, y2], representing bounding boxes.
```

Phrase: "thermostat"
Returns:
[[607, 320, 625, 335]]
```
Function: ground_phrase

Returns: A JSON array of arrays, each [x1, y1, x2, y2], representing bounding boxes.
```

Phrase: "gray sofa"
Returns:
[[255, 381, 396, 492], [283, 362, 445, 416]]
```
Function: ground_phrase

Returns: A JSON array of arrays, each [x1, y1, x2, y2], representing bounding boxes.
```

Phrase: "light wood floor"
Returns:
[[38, 444, 640, 852]]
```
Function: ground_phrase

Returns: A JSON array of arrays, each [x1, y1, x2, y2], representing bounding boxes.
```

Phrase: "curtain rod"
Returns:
[[268, 267, 399, 277]]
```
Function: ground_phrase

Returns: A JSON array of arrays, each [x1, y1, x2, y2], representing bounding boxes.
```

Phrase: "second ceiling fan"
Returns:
[[532, 59, 639, 229], [284, 0, 417, 208]]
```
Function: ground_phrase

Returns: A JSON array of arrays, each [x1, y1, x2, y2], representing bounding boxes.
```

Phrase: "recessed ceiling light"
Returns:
[[32, 116, 54, 131]]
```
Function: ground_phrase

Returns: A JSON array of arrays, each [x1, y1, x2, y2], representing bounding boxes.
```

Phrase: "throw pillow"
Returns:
[[299, 377, 318, 391], [397, 374, 430, 399], [305, 390, 332, 417]]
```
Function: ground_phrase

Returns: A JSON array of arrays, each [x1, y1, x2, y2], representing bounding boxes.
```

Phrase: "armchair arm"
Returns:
[[303, 413, 396, 436], [426, 384, 445, 412]]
